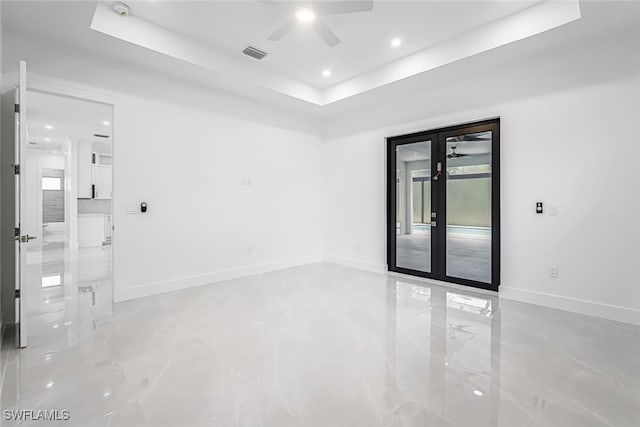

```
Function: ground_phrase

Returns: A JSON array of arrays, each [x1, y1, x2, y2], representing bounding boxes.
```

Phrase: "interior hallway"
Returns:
[[1, 263, 638, 426]]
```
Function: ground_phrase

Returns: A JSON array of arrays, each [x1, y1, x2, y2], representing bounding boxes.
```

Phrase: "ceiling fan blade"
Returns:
[[312, 18, 341, 47], [314, 0, 374, 15], [268, 17, 296, 41]]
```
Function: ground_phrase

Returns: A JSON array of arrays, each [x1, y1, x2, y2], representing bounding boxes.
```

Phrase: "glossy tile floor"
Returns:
[[1, 263, 639, 426], [23, 241, 113, 351]]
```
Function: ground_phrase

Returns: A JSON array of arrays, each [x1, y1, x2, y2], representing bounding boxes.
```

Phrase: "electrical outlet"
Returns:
[[241, 177, 252, 186], [548, 266, 558, 278]]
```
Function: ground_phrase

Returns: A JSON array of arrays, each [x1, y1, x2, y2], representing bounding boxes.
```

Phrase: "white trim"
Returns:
[[500, 287, 640, 326], [115, 255, 323, 302], [324, 255, 639, 325], [322, 255, 387, 274]]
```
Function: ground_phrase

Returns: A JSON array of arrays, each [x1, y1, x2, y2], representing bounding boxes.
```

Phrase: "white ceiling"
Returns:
[[126, 1, 539, 89], [2, 1, 637, 119], [27, 90, 113, 152], [88, 0, 581, 105]]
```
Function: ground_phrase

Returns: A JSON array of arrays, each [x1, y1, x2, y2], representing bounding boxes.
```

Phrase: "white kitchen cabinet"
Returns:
[[78, 214, 105, 248], [78, 142, 93, 198], [93, 165, 112, 199], [78, 144, 112, 199]]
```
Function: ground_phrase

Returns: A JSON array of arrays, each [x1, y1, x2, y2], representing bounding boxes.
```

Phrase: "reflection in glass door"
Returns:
[[387, 119, 500, 292], [394, 140, 432, 273], [445, 130, 493, 283]]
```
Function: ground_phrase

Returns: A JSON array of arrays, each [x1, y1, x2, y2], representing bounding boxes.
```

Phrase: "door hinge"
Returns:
[[14, 227, 20, 237], [14, 104, 20, 113], [15, 289, 20, 299], [13, 164, 20, 175]]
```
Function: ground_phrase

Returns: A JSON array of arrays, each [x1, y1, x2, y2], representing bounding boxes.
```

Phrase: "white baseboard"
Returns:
[[114, 253, 640, 326], [322, 255, 387, 274], [499, 286, 640, 325], [322, 254, 639, 326], [115, 255, 323, 302]]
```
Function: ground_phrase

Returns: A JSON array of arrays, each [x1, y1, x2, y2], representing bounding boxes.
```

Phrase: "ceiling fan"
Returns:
[[447, 146, 488, 159], [266, 1, 374, 47], [447, 133, 491, 143]]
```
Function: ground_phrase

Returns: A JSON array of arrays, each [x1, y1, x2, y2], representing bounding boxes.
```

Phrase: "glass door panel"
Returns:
[[445, 131, 492, 283], [395, 140, 431, 273]]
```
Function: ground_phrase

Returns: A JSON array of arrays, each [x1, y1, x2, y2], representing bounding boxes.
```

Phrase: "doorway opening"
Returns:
[[387, 119, 500, 292], [22, 90, 114, 347]]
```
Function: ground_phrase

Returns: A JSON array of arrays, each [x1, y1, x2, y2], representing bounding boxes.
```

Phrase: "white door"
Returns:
[[14, 60, 32, 348]]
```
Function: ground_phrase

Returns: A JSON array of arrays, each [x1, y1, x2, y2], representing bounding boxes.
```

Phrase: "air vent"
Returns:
[[93, 134, 110, 138], [242, 46, 268, 60]]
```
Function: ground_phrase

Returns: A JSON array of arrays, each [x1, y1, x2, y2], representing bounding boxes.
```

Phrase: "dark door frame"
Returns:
[[386, 118, 500, 292]]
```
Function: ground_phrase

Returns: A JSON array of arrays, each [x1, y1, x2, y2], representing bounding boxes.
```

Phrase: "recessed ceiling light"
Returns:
[[102, 120, 111, 126], [322, 69, 332, 78], [390, 38, 402, 48], [44, 137, 51, 142], [113, 2, 130, 17], [296, 8, 316, 23], [473, 390, 483, 397], [45, 124, 54, 130]]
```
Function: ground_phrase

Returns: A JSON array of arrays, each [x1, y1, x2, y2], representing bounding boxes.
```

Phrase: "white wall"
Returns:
[[65, 137, 78, 250], [323, 75, 640, 324], [1, 29, 324, 304], [112, 94, 323, 300]]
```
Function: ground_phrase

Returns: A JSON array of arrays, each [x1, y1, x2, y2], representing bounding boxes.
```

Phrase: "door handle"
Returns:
[[14, 235, 37, 243]]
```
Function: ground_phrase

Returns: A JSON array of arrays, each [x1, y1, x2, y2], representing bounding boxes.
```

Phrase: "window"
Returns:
[[42, 177, 62, 190]]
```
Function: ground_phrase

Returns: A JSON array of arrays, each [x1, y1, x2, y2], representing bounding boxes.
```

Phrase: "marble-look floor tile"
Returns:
[[1, 262, 639, 426]]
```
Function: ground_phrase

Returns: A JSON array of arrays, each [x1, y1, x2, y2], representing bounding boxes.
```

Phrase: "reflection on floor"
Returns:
[[396, 228, 491, 282], [2, 263, 638, 426], [23, 242, 112, 355]]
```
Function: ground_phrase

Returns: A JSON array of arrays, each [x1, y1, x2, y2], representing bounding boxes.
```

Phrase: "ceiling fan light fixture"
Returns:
[[295, 8, 316, 23]]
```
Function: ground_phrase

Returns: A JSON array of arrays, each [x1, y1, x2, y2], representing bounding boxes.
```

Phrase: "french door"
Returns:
[[387, 119, 500, 292]]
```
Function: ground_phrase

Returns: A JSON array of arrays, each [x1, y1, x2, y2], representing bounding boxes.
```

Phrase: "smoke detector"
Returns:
[[113, 2, 130, 17]]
